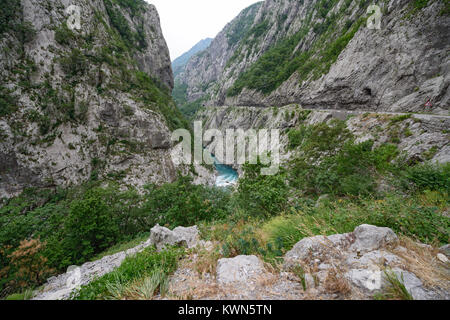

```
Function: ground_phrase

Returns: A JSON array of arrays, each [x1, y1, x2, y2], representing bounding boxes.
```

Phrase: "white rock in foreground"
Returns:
[[149, 224, 200, 251], [350, 224, 399, 253], [437, 253, 449, 263], [216, 255, 265, 285], [284, 224, 399, 266]]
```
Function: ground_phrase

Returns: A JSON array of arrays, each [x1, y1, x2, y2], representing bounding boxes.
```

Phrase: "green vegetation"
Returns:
[[5, 289, 33, 301], [237, 162, 289, 217], [228, 17, 364, 96], [114, 0, 147, 16], [72, 246, 183, 300], [172, 81, 188, 107], [172, 81, 209, 119], [62, 188, 121, 264], [227, 1, 369, 97], [198, 122, 448, 267], [0, 86, 18, 118], [177, 98, 207, 120], [287, 120, 449, 197], [226, 2, 262, 46], [404, 0, 433, 18], [414, 0, 429, 10], [50, 8, 187, 131], [104, 0, 147, 51], [228, 27, 311, 96], [54, 23, 77, 46], [0, 0, 35, 43], [132, 71, 188, 130], [139, 175, 232, 228], [399, 162, 450, 192], [0, 177, 231, 297], [60, 49, 88, 78], [202, 189, 448, 266], [193, 120, 447, 266], [389, 114, 412, 125], [0, 0, 21, 36], [440, 0, 450, 15]]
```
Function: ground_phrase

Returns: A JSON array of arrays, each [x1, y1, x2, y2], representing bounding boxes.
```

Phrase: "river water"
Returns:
[[209, 154, 239, 187]]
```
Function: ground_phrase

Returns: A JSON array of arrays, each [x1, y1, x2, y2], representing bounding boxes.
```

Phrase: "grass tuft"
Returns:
[[375, 270, 414, 300]]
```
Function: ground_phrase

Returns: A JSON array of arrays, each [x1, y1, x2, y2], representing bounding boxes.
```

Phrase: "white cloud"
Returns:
[[146, 0, 261, 60]]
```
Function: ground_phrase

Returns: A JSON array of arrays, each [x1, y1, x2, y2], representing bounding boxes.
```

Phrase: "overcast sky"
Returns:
[[146, 0, 260, 61]]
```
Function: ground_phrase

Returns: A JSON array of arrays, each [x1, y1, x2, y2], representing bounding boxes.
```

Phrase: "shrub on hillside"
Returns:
[[0, 239, 54, 296], [237, 163, 290, 217], [398, 162, 450, 193], [262, 193, 449, 250], [62, 189, 120, 265], [139, 175, 232, 228]]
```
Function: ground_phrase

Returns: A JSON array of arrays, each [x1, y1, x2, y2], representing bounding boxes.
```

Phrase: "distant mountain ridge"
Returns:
[[172, 38, 213, 77]]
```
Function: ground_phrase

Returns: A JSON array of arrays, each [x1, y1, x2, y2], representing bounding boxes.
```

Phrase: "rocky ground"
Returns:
[[33, 224, 450, 300], [162, 225, 450, 300]]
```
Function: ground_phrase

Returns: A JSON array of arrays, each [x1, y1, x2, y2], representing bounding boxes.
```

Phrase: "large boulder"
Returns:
[[149, 224, 200, 251], [284, 225, 399, 267], [350, 225, 399, 254], [216, 255, 265, 285], [284, 232, 356, 268]]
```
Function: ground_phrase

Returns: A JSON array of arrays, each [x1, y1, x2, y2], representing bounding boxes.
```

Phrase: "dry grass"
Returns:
[[254, 270, 278, 288], [392, 236, 450, 290], [323, 266, 351, 296], [190, 246, 222, 278], [168, 280, 222, 300]]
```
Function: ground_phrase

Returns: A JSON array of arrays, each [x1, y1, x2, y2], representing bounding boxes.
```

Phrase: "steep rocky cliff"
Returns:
[[172, 38, 213, 78], [0, 0, 211, 198], [177, 0, 449, 114]]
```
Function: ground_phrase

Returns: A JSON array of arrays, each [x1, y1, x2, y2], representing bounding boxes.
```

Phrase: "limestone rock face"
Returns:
[[132, 3, 173, 90], [0, 0, 184, 198]]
